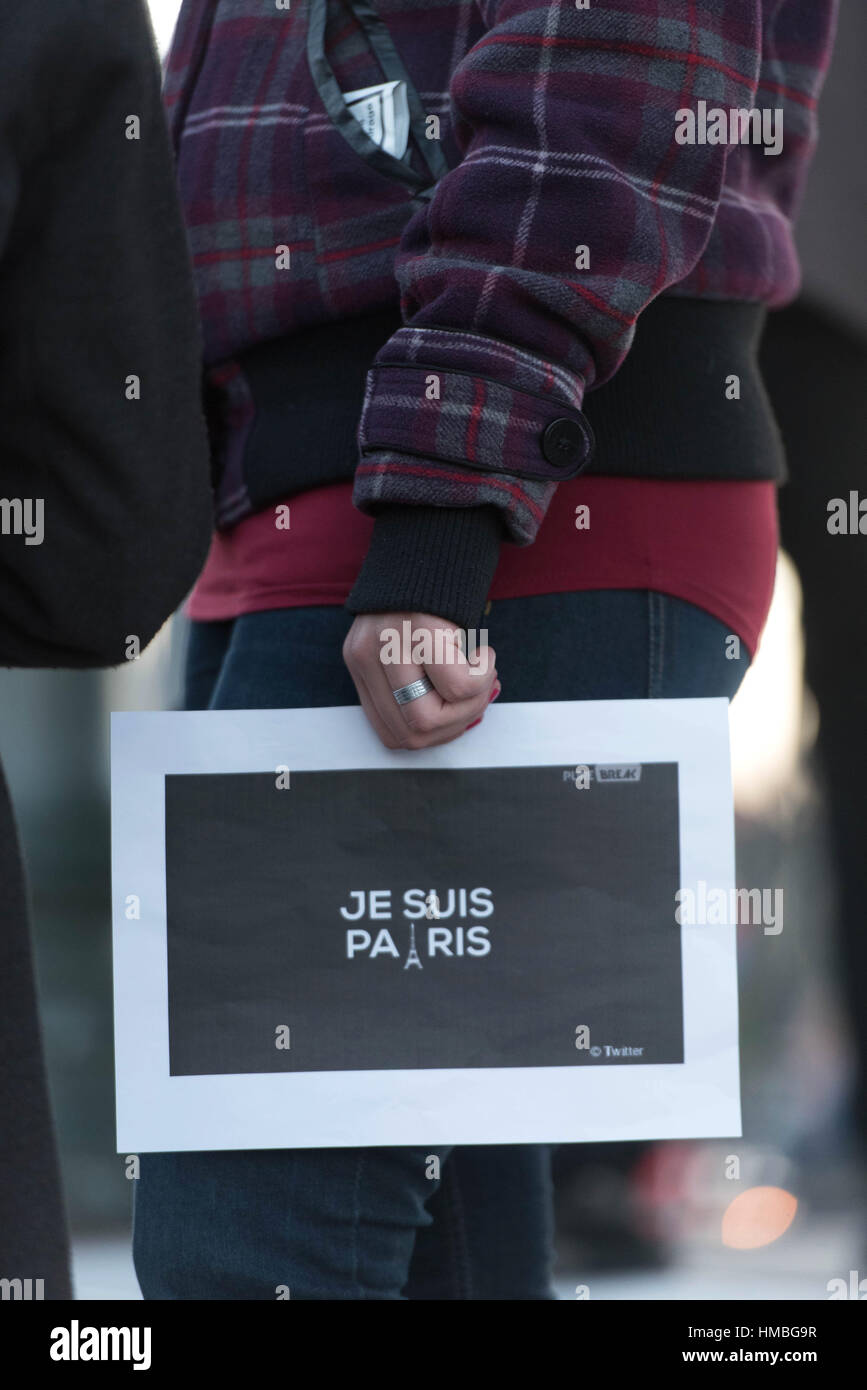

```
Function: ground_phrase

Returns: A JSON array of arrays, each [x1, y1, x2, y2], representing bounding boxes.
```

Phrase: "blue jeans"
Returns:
[[133, 590, 748, 1299]]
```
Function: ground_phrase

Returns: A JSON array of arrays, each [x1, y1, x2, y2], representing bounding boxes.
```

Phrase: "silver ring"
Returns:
[[392, 676, 434, 706]]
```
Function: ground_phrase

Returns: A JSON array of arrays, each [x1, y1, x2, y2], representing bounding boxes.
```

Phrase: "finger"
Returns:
[[351, 666, 409, 749], [388, 664, 497, 742], [345, 620, 445, 739], [382, 644, 497, 736], [398, 683, 496, 746], [365, 659, 497, 749], [364, 661, 478, 749], [371, 651, 447, 737], [465, 682, 502, 732], [344, 624, 416, 747], [425, 647, 498, 704], [408, 624, 496, 702]]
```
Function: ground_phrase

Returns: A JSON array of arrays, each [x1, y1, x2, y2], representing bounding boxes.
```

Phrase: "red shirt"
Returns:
[[187, 479, 777, 657]]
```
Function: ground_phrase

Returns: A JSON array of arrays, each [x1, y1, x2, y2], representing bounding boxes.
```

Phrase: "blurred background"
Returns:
[[1, 0, 863, 1299]]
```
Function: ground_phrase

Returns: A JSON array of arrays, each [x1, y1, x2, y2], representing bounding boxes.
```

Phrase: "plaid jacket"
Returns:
[[165, 0, 836, 614]]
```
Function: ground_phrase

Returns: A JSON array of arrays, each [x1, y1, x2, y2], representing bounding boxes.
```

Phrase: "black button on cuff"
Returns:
[[541, 415, 594, 472]]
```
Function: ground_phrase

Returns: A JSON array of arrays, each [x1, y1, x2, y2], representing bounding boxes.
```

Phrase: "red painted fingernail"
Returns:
[[466, 717, 483, 730], [489, 684, 501, 704]]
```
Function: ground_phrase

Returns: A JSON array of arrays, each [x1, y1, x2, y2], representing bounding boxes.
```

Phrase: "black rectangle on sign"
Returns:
[[165, 763, 682, 1075]]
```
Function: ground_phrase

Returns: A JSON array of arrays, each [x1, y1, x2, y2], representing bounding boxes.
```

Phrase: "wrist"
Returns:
[[346, 504, 503, 630]]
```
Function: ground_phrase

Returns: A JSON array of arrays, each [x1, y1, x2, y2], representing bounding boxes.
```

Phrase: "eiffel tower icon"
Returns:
[[404, 920, 423, 970]]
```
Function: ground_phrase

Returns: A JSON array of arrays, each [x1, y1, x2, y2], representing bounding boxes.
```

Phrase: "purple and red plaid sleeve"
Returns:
[[163, 0, 836, 624], [352, 0, 803, 532], [346, 0, 835, 620]]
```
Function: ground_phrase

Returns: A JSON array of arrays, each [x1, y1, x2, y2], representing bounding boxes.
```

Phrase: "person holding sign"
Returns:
[[133, 0, 837, 1298]]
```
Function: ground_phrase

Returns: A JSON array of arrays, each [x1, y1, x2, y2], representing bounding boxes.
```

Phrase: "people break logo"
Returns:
[[562, 763, 642, 785], [340, 888, 494, 970]]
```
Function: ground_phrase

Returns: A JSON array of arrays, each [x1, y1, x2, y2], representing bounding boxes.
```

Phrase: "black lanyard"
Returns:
[[306, 0, 451, 201]]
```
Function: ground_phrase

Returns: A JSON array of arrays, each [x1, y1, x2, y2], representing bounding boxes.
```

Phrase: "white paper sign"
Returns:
[[111, 699, 740, 1152]]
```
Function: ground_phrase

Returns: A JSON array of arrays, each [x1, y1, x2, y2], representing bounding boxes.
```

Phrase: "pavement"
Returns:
[[72, 1216, 862, 1301]]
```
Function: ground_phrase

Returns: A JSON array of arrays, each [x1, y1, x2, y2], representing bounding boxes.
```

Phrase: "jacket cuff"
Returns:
[[346, 505, 504, 630], [352, 326, 594, 546]]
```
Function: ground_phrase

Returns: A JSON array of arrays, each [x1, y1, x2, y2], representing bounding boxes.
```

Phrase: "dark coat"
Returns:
[[0, 0, 213, 1297]]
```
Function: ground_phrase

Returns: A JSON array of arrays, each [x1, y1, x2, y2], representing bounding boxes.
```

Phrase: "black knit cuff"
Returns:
[[346, 505, 504, 630]]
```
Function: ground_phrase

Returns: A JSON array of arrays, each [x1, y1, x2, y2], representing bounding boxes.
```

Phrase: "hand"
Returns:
[[343, 611, 499, 749]]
